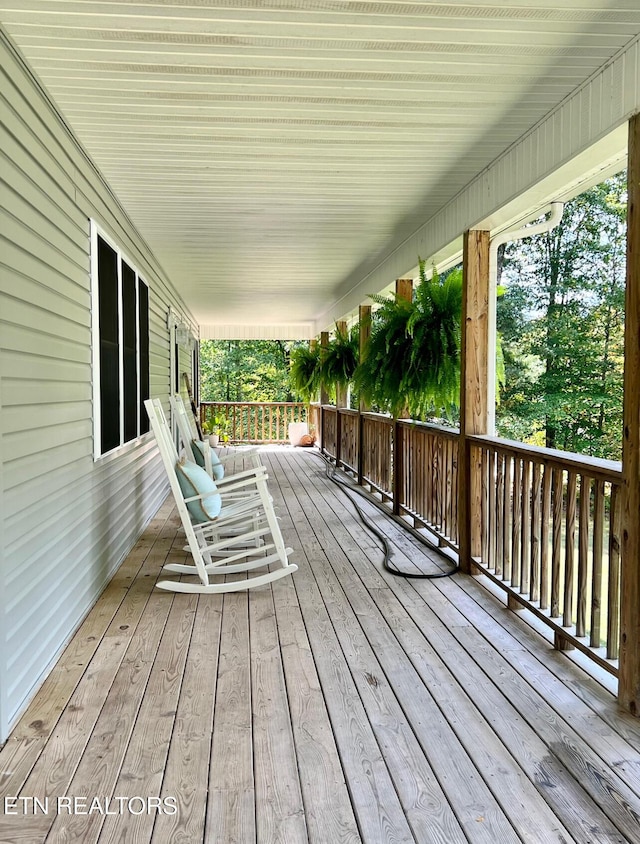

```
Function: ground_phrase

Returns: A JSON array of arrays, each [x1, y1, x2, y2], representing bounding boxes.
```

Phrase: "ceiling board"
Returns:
[[1, 0, 638, 334]]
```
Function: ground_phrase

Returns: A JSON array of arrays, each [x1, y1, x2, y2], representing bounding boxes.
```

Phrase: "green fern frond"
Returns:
[[289, 343, 321, 403]]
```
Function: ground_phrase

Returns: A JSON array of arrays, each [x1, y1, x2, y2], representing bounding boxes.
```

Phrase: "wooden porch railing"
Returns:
[[200, 401, 308, 444], [470, 436, 622, 672], [319, 404, 622, 675], [398, 420, 460, 550], [360, 412, 393, 499]]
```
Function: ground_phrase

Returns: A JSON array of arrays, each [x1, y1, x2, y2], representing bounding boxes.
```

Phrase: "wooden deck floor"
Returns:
[[2, 447, 640, 843]]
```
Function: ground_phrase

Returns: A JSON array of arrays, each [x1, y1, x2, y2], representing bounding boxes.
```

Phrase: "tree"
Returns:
[[200, 340, 300, 402], [496, 174, 627, 459]]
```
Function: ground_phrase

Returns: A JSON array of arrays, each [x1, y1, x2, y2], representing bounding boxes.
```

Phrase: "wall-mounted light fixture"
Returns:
[[176, 323, 191, 347], [167, 307, 193, 347]]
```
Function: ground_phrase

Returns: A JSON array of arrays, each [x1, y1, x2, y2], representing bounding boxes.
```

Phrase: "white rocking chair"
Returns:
[[170, 393, 261, 482], [145, 398, 297, 594], [169, 394, 274, 547]]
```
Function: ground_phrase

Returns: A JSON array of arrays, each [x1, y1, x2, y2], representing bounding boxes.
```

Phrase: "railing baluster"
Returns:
[[452, 440, 458, 543], [551, 468, 563, 618], [530, 462, 542, 603], [503, 455, 512, 582], [511, 458, 522, 589], [521, 459, 531, 595], [488, 448, 496, 568], [590, 479, 605, 648], [477, 446, 485, 562], [428, 431, 435, 524], [495, 453, 504, 576], [435, 435, 442, 532], [576, 474, 591, 638], [607, 485, 621, 660], [564, 472, 577, 629], [540, 465, 552, 611], [446, 438, 454, 541], [407, 426, 414, 514]]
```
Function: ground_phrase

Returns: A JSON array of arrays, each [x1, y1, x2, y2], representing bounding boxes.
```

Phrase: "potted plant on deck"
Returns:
[[201, 412, 227, 447]]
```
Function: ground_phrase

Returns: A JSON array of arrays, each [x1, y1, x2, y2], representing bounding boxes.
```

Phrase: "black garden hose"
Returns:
[[310, 448, 459, 580]]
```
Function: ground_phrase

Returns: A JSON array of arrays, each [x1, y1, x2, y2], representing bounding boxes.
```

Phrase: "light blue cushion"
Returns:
[[175, 461, 222, 523], [190, 439, 206, 466], [191, 440, 224, 481]]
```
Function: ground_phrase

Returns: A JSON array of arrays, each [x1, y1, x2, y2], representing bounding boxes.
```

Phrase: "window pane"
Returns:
[[122, 262, 137, 442], [138, 281, 150, 434], [98, 236, 120, 453]]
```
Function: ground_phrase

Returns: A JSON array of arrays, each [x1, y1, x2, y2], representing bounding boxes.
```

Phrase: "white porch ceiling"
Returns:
[[2, 1, 639, 337]]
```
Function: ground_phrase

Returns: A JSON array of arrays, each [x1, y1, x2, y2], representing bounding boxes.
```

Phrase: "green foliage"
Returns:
[[289, 325, 359, 402], [289, 343, 322, 402], [321, 323, 360, 390], [355, 263, 462, 419], [202, 412, 228, 435], [496, 174, 626, 459], [200, 340, 296, 402]]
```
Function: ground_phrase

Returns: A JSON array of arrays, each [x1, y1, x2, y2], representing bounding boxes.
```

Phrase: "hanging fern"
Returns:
[[355, 262, 463, 419], [321, 323, 360, 391], [289, 343, 321, 403]]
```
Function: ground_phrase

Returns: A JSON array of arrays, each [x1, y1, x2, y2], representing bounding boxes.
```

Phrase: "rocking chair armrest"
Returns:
[[216, 447, 260, 465], [182, 490, 258, 504], [216, 474, 270, 495], [215, 466, 267, 485]]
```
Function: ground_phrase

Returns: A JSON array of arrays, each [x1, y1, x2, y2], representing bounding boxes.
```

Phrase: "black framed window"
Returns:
[[92, 223, 150, 457]]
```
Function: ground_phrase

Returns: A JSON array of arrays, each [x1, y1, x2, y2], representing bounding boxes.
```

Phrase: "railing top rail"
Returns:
[[336, 408, 359, 417], [360, 411, 394, 424], [201, 401, 306, 407], [469, 433, 622, 482], [398, 419, 460, 438]]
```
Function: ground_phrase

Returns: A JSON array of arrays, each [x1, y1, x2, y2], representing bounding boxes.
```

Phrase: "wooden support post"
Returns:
[[336, 407, 342, 468], [619, 113, 640, 715], [308, 338, 319, 445], [334, 320, 348, 468], [335, 320, 348, 409], [359, 305, 372, 413], [395, 277, 414, 304], [319, 330, 330, 406], [395, 278, 413, 420], [393, 280, 413, 514], [458, 230, 491, 575], [393, 419, 404, 516], [358, 305, 372, 485]]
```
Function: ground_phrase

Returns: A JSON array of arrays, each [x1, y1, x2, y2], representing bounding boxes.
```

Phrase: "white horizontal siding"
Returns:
[[0, 32, 195, 743], [320, 34, 640, 329]]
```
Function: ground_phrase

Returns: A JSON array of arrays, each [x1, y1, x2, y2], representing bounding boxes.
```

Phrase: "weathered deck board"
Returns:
[[249, 581, 308, 843], [276, 452, 573, 843], [206, 585, 256, 844], [2, 448, 640, 844], [291, 452, 637, 841]]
